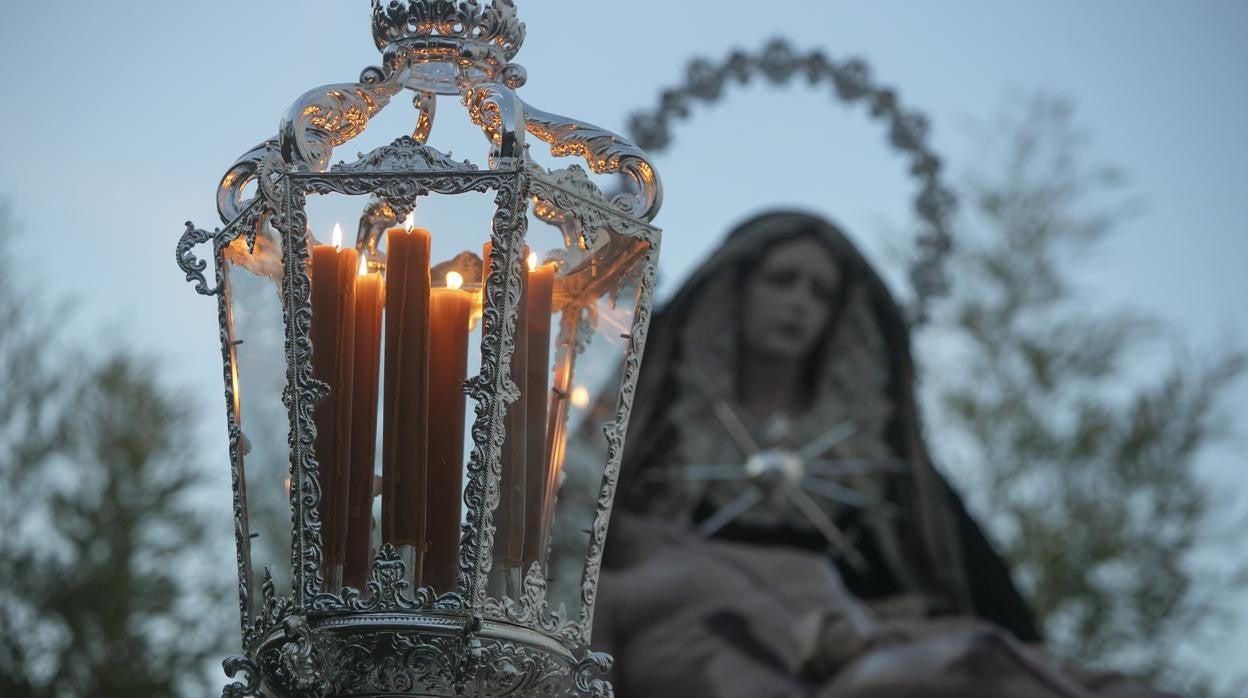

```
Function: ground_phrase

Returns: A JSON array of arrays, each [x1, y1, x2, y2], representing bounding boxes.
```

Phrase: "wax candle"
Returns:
[[484, 242, 528, 577], [539, 311, 578, 563], [344, 259, 384, 590], [424, 271, 473, 593], [382, 225, 432, 583], [522, 257, 555, 568], [310, 224, 358, 590]]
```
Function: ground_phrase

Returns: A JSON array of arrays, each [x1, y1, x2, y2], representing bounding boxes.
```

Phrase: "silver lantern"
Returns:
[[175, 2, 662, 695]]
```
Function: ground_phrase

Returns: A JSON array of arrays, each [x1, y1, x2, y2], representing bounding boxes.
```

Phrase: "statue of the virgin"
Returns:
[[582, 211, 1177, 698]]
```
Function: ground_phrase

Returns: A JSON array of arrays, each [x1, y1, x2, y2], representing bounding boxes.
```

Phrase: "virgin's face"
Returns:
[[740, 236, 841, 362]]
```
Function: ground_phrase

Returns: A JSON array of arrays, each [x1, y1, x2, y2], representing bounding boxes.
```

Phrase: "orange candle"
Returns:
[[344, 260, 383, 589], [484, 242, 528, 575], [382, 225, 432, 582], [310, 224, 358, 589], [424, 272, 474, 593], [522, 258, 555, 568], [540, 311, 578, 561]]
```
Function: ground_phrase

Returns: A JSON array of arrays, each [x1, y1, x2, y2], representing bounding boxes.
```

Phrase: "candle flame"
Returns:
[[570, 386, 591, 409], [358, 257, 369, 276], [446, 271, 464, 290], [528, 251, 539, 272], [403, 210, 416, 231], [331, 223, 344, 249]]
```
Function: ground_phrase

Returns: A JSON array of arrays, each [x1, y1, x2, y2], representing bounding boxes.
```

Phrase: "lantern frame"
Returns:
[[175, 2, 662, 695]]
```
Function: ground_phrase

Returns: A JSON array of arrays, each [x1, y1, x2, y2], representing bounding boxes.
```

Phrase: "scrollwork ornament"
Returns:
[[520, 100, 663, 222], [177, 222, 219, 296], [276, 182, 326, 607], [279, 64, 412, 172], [370, 0, 527, 68], [222, 655, 264, 698], [271, 616, 333, 697], [626, 37, 953, 324], [460, 172, 532, 605], [412, 91, 437, 143], [259, 567, 293, 639], [464, 82, 526, 164], [574, 651, 615, 698], [310, 544, 471, 613], [219, 140, 279, 224], [332, 136, 476, 174], [484, 563, 580, 647]]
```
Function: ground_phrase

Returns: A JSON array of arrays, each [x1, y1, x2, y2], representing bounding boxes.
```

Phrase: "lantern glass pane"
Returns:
[[538, 214, 651, 620], [301, 190, 500, 596], [223, 230, 293, 622]]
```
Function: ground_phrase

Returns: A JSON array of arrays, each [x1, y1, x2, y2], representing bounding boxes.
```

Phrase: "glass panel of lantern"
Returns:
[[540, 214, 652, 618], [220, 175, 655, 627], [220, 215, 294, 626]]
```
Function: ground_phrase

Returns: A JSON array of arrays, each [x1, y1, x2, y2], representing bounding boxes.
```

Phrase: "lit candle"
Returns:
[[310, 223, 358, 590], [484, 241, 528, 580], [424, 271, 474, 593], [344, 257, 384, 590], [522, 254, 555, 569], [382, 216, 432, 584]]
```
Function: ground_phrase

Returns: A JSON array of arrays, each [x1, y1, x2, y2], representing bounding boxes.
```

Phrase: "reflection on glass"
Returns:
[[225, 237, 292, 622]]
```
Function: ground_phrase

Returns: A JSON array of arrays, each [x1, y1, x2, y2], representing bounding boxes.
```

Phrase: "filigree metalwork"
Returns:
[[529, 165, 658, 249], [219, 140, 278, 223], [256, 619, 576, 697], [464, 82, 526, 166], [272, 616, 333, 697], [461, 171, 531, 606], [626, 37, 953, 323], [574, 652, 614, 698], [309, 544, 470, 613], [522, 100, 663, 222], [280, 64, 412, 172], [274, 179, 325, 611], [332, 136, 476, 174], [222, 655, 263, 698], [484, 563, 580, 646], [412, 91, 437, 143], [257, 568, 295, 642], [371, 0, 526, 82], [176, 222, 219, 297], [372, 0, 525, 57]]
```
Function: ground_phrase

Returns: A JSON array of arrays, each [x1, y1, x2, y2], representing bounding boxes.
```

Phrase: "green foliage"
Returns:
[[0, 206, 230, 696], [925, 96, 1246, 692]]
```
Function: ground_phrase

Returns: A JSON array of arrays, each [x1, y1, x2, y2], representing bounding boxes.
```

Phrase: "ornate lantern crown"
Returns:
[[372, 0, 527, 90], [177, 1, 662, 695]]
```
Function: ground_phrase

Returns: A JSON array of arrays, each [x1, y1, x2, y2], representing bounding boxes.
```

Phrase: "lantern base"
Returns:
[[250, 612, 598, 697]]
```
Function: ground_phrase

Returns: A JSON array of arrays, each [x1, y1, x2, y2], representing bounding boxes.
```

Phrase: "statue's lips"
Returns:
[[775, 319, 807, 340]]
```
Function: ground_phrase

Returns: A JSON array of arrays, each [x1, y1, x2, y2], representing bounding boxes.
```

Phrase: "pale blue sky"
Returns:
[[1, 0, 1244, 685]]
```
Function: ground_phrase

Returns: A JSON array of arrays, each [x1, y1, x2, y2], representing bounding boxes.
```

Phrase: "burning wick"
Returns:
[[446, 271, 465, 291], [358, 257, 370, 276], [331, 222, 344, 249], [403, 210, 416, 231], [527, 251, 539, 273]]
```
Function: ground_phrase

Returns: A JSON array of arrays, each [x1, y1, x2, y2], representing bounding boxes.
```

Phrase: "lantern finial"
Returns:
[[371, 0, 526, 88]]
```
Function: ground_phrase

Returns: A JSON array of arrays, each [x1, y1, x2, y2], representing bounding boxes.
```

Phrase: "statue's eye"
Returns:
[[762, 268, 797, 288]]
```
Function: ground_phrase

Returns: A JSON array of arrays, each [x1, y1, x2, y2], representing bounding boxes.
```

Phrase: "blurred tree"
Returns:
[[923, 96, 1246, 692], [0, 206, 231, 696]]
